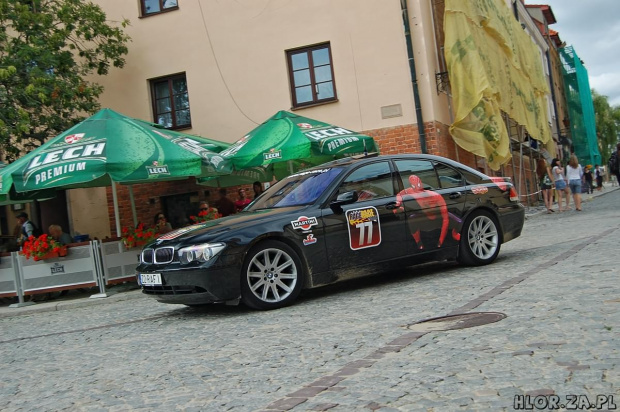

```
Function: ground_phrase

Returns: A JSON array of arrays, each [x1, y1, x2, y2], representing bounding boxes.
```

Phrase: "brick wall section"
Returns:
[[106, 179, 249, 236], [363, 120, 537, 203], [362, 121, 477, 167], [108, 120, 537, 234]]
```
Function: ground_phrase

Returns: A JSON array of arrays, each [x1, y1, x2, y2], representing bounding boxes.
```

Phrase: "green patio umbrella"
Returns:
[[201, 158, 332, 187], [0, 108, 232, 195], [200, 111, 378, 186], [0, 108, 232, 233]]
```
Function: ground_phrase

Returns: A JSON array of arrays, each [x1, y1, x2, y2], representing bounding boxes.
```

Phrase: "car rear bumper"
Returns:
[[498, 206, 525, 243], [138, 265, 240, 305]]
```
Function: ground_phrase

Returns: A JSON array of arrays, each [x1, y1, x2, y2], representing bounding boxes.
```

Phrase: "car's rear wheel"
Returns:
[[241, 240, 304, 310], [458, 210, 501, 266]]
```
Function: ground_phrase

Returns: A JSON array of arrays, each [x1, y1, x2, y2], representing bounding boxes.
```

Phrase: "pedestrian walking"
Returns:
[[551, 158, 571, 212], [536, 158, 555, 213], [595, 164, 604, 191], [583, 165, 594, 194], [566, 154, 583, 211], [608, 142, 620, 186]]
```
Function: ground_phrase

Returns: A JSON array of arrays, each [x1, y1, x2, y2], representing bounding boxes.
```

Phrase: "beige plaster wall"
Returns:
[[90, 0, 444, 141], [67, 188, 112, 240], [408, 0, 452, 126]]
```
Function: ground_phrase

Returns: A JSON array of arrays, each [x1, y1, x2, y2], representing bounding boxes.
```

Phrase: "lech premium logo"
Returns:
[[263, 148, 282, 161], [146, 161, 170, 175], [297, 123, 313, 129], [24, 138, 107, 188]]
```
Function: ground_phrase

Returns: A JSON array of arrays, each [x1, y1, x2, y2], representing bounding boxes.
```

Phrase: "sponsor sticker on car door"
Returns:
[[346, 206, 381, 250]]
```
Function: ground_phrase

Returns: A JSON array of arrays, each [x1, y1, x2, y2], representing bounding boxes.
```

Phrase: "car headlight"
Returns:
[[178, 242, 226, 265]]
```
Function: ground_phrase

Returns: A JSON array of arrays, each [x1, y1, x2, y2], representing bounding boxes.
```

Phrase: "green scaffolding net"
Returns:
[[559, 46, 601, 167]]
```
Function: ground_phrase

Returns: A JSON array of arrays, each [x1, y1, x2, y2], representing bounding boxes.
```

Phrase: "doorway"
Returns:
[[161, 191, 199, 229]]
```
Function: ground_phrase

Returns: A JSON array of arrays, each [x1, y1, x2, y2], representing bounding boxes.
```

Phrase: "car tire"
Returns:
[[457, 210, 501, 266], [240, 240, 305, 310]]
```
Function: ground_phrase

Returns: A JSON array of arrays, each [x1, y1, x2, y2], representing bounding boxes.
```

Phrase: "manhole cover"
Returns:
[[406, 312, 506, 332]]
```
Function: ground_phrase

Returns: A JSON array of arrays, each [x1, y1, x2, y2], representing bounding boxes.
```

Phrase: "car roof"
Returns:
[[305, 153, 486, 177]]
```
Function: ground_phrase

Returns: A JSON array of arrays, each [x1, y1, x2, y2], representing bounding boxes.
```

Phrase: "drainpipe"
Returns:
[[401, 0, 427, 154]]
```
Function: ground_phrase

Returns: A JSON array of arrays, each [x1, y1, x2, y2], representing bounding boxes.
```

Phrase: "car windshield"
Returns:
[[248, 168, 343, 209]]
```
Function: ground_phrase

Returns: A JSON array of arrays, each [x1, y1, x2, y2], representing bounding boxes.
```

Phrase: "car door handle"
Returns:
[[385, 201, 398, 210], [449, 192, 462, 199]]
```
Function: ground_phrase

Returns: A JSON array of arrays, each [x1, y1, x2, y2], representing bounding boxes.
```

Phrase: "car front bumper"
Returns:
[[138, 263, 241, 305]]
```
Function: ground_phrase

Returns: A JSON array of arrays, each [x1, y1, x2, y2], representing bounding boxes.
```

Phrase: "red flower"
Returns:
[[190, 207, 221, 223], [121, 224, 159, 249], [20, 234, 65, 261]]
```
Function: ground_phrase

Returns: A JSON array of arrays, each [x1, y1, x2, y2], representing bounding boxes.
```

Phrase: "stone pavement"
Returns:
[[0, 186, 618, 411], [0, 283, 143, 318], [1, 186, 615, 319]]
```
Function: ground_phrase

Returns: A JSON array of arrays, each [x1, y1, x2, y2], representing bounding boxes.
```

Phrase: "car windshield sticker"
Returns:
[[158, 224, 204, 240], [471, 185, 488, 195], [289, 168, 331, 178], [291, 216, 318, 231], [303, 234, 317, 246], [346, 206, 381, 250]]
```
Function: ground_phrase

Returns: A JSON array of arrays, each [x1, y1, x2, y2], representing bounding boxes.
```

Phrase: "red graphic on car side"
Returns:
[[394, 175, 461, 250]]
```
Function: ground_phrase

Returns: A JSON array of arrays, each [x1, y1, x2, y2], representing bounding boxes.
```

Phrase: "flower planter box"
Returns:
[[35, 246, 68, 261]]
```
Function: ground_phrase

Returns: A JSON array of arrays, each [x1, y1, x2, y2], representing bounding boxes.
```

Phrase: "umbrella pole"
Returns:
[[111, 180, 122, 237], [128, 185, 138, 227]]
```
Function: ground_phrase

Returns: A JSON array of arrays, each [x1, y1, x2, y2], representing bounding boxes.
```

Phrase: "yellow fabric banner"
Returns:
[[444, 0, 551, 170]]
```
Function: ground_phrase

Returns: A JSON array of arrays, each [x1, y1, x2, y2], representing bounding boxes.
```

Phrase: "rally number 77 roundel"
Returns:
[[345, 206, 382, 250]]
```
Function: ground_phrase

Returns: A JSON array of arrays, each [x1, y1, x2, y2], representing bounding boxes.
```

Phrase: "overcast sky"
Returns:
[[536, 0, 620, 107]]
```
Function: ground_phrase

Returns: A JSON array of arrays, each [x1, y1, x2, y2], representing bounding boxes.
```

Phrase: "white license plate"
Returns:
[[140, 273, 162, 286]]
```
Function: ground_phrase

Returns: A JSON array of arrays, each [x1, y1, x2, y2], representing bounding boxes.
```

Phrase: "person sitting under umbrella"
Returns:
[[234, 188, 252, 212], [154, 212, 173, 234], [49, 224, 74, 245]]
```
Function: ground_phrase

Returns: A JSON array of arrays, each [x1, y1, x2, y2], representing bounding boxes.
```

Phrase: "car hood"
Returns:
[[147, 206, 306, 247]]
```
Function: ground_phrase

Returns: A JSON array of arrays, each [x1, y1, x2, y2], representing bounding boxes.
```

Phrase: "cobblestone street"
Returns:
[[1, 190, 618, 411]]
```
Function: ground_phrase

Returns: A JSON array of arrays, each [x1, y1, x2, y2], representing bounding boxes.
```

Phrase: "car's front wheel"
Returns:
[[241, 240, 304, 310], [458, 210, 501, 266]]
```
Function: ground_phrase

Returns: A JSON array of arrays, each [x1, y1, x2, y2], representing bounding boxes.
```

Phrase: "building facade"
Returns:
[[62, 0, 557, 237]]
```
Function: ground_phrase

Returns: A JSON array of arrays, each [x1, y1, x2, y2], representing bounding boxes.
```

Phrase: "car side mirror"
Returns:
[[330, 190, 358, 213]]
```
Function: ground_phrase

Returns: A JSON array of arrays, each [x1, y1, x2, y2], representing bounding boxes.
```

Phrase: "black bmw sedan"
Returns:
[[136, 154, 524, 310]]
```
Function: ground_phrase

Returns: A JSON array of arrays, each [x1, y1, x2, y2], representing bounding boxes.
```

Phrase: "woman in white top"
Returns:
[[566, 154, 583, 211], [551, 158, 571, 212]]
